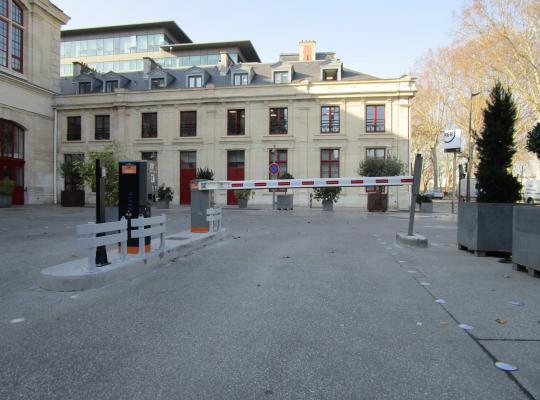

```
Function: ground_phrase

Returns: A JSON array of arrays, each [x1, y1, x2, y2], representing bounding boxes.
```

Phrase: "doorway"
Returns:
[[227, 150, 245, 205], [180, 151, 197, 204]]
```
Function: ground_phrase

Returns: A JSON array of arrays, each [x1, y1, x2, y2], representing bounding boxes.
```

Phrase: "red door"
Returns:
[[180, 151, 196, 205], [227, 150, 245, 205], [0, 120, 25, 205]]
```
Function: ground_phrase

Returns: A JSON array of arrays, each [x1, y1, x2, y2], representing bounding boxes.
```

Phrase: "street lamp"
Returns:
[[466, 91, 481, 202]]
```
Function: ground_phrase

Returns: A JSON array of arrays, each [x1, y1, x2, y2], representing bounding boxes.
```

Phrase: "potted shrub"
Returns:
[[276, 172, 294, 210], [234, 189, 253, 209], [74, 142, 125, 221], [458, 82, 521, 256], [156, 184, 173, 209], [512, 122, 540, 275], [0, 177, 15, 208], [60, 160, 85, 207], [416, 194, 433, 213], [196, 167, 214, 180], [313, 187, 342, 211], [358, 156, 404, 212]]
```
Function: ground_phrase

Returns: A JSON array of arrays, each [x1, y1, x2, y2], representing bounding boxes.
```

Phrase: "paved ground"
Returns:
[[1, 201, 539, 399]]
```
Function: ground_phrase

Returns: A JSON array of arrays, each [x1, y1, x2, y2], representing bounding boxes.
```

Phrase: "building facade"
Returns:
[[0, 0, 68, 204], [56, 23, 416, 208]]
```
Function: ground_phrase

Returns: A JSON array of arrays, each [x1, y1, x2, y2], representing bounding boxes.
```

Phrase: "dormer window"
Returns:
[[151, 78, 165, 89], [322, 69, 338, 81], [78, 82, 91, 94], [273, 71, 289, 84], [105, 80, 118, 93], [187, 75, 203, 88], [233, 73, 248, 86]]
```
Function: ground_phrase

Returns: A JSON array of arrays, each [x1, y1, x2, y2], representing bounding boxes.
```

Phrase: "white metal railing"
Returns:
[[130, 214, 167, 257], [206, 208, 222, 233], [198, 176, 414, 191], [77, 218, 128, 272]]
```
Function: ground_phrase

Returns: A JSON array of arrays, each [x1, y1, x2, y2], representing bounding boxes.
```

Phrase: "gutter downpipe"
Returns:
[[53, 107, 58, 205]]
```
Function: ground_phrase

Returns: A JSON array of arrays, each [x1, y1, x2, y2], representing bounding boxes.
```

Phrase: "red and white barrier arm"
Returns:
[[198, 176, 414, 191]]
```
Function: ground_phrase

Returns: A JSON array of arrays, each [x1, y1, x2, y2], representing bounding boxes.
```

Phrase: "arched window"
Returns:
[[0, 0, 23, 73], [0, 119, 24, 159]]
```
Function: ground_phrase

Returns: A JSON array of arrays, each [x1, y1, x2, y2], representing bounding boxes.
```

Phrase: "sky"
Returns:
[[53, 0, 464, 78]]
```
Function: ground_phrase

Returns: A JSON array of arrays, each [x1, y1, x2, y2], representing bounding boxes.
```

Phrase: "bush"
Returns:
[[357, 156, 405, 177], [313, 187, 342, 203], [0, 177, 15, 196], [234, 189, 253, 200], [476, 82, 521, 203], [196, 167, 214, 180], [60, 160, 84, 191], [156, 184, 174, 202], [279, 172, 294, 179]]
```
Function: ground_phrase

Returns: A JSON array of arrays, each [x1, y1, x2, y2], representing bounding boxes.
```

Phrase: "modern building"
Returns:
[[0, 0, 69, 205], [55, 22, 416, 208]]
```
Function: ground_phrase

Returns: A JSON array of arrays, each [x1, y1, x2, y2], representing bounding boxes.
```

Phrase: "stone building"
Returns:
[[0, 0, 69, 204], [56, 21, 416, 208]]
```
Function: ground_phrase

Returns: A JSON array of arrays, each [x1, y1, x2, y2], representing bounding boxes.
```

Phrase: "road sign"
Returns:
[[269, 162, 280, 175], [443, 129, 463, 153]]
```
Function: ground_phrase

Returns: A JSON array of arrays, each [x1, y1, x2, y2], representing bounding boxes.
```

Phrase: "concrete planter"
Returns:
[[322, 199, 334, 211], [276, 194, 293, 210], [0, 194, 12, 208], [419, 202, 433, 213], [367, 193, 388, 212], [512, 205, 540, 276], [458, 202, 514, 255], [154, 200, 170, 209], [238, 198, 248, 209]]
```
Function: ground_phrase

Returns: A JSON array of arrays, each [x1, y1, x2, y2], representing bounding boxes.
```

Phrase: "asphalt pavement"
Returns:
[[1, 202, 539, 399]]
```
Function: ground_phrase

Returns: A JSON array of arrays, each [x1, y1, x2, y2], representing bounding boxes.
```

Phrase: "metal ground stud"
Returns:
[[396, 232, 429, 248]]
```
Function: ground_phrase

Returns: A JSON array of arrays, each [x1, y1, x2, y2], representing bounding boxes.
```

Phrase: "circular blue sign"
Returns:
[[269, 163, 280, 175]]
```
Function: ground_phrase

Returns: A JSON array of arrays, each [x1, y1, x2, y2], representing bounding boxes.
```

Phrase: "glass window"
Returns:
[[321, 106, 340, 133], [11, 26, 22, 72], [322, 69, 338, 81], [233, 73, 248, 86], [366, 148, 386, 159], [63, 154, 84, 191], [180, 111, 197, 137], [137, 35, 147, 52], [274, 71, 289, 84], [320, 149, 340, 178], [269, 108, 288, 135], [180, 151, 196, 169], [0, 0, 7, 17], [151, 78, 165, 89], [227, 150, 244, 168], [269, 149, 287, 178], [207, 54, 219, 64], [11, 1, 22, 25], [113, 37, 120, 55], [227, 109, 245, 136], [78, 82, 91, 94], [366, 105, 385, 132], [141, 112, 158, 138], [229, 52, 238, 63], [189, 55, 201, 65], [94, 115, 110, 140], [67, 116, 81, 141], [87, 39, 97, 56], [0, 20, 7, 67], [187, 75, 203, 88], [104, 38, 114, 55], [105, 80, 118, 93], [96, 38, 104, 56], [0, 119, 24, 159]]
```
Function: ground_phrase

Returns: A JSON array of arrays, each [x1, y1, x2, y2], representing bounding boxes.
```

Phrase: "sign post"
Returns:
[[95, 159, 109, 267], [408, 154, 423, 236], [443, 129, 463, 214], [270, 146, 278, 210]]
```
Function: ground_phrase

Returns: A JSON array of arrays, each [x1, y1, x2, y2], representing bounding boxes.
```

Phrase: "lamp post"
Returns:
[[466, 91, 480, 202]]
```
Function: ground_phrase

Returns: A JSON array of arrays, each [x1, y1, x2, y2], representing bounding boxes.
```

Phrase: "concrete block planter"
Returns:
[[238, 198, 248, 209], [367, 193, 388, 212], [419, 202, 433, 213], [457, 202, 514, 256], [276, 194, 293, 210], [512, 205, 540, 277], [322, 199, 334, 211]]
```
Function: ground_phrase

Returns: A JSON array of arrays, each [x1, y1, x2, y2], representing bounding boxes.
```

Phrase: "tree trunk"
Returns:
[[431, 146, 439, 190]]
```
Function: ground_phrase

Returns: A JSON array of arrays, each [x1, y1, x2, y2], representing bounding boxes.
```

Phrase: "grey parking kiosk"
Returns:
[[191, 179, 211, 233]]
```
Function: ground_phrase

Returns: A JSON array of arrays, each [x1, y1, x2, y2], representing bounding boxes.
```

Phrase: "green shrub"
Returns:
[[156, 184, 174, 202], [196, 167, 214, 180], [0, 177, 15, 196], [358, 156, 405, 177], [234, 189, 253, 200], [313, 187, 342, 203]]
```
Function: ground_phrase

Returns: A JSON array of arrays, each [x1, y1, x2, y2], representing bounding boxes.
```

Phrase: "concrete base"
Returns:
[[396, 232, 428, 248], [40, 230, 224, 292]]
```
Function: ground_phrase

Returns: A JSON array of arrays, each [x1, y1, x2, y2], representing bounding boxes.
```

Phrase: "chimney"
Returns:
[[143, 57, 159, 75], [72, 61, 84, 76], [299, 40, 316, 61], [218, 51, 232, 75]]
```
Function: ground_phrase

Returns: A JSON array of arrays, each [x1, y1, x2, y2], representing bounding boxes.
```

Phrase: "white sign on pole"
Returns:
[[443, 129, 463, 153]]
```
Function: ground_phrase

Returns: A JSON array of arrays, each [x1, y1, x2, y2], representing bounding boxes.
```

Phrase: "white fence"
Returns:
[[76, 214, 167, 272], [206, 208, 222, 233]]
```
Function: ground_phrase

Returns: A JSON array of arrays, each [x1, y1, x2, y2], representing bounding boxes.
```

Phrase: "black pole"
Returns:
[[95, 159, 109, 267], [408, 154, 423, 236]]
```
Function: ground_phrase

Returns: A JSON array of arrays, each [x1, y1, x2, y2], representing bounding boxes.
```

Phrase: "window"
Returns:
[[141, 112, 158, 138], [321, 106, 340, 133], [63, 153, 84, 191], [269, 108, 288, 135], [94, 115, 110, 140], [322, 69, 338, 81], [320, 149, 340, 178], [269, 149, 287, 178], [366, 148, 386, 159], [105, 80, 118, 93], [273, 71, 289, 84], [151, 78, 165, 89], [0, 0, 24, 73], [78, 82, 91, 94], [366, 105, 385, 132], [187, 75, 202, 88], [227, 109, 245, 136], [67, 116, 81, 141], [227, 150, 245, 168], [180, 111, 197, 137], [180, 151, 196, 169], [233, 73, 248, 86], [0, 119, 24, 159]]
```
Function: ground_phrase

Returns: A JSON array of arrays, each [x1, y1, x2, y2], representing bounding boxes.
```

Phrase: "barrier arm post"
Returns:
[[138, 215, 145, 257], [408, 154, 423, 236]]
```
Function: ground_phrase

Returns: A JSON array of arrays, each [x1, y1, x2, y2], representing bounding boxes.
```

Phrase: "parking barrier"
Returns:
[[130, 214, 167, 257], [206, 208, 222, 233]]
